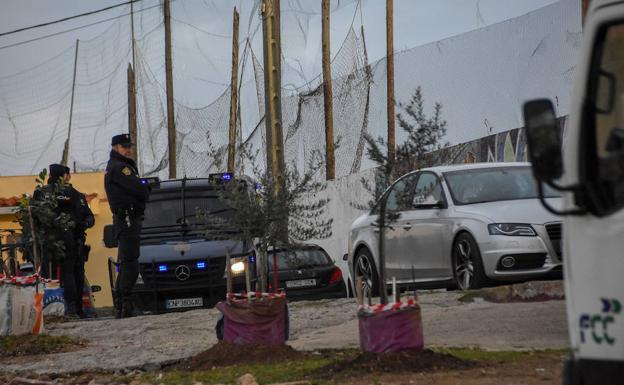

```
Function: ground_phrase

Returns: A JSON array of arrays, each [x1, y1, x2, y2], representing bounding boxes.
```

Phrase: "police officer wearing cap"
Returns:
[[105, 134, 149, 318], [33, 164, 87, 319], [64, 166, 95, 318]]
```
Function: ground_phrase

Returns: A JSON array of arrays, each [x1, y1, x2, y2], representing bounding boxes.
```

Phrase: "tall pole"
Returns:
[[582, 0, 590, 25], [127, 64, 138, 163], [322, 0, 335, 180], [262, 0, 285, 190], [260, 0, 285, 293], [129, 0, 139, 166], [386, 0, 396, 163], [130, 0, 136, 68], [164, 0, 177, 179], [227, 7, 240, 173], [62, 39, 79, 166]]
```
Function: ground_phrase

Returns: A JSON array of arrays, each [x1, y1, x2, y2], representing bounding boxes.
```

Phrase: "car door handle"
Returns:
[[402, 224, 412, 230]]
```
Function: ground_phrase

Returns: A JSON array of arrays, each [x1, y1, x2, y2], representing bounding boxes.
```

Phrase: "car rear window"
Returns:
[[268, 249, 332, 271]]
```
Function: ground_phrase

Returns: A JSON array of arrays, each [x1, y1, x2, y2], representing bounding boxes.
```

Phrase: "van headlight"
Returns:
[[227, 257, 247, 276], [488, 223, 536, 236]]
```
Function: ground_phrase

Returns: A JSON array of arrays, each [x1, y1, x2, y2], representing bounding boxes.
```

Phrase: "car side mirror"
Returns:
[[523, 99, 563, 181], [103, 224, 118, 248]]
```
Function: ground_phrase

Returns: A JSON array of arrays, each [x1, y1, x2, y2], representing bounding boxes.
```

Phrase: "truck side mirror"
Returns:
[[523, 99, 563, 181], [103, 224, 118, 248]]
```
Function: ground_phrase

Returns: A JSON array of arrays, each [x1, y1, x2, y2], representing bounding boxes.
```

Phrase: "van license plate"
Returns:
[[286, 279, 316, 288], [166, 297, 203, 309]]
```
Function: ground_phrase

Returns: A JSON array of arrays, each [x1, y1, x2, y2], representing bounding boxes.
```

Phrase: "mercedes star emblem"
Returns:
[[174, 265, 191, 281]]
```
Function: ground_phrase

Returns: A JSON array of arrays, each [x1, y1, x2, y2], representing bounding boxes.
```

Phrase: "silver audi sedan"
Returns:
[[348, 162, 563, 293]]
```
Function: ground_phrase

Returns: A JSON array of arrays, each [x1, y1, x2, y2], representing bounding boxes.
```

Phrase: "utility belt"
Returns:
[[114, 206, 143, 228]]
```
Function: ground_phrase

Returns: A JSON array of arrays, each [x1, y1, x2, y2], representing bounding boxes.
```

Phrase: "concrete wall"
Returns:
[[0, 172, 114, 307]]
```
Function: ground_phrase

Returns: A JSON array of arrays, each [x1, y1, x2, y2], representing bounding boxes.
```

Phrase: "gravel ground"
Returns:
[[0, 284, 569, 374]]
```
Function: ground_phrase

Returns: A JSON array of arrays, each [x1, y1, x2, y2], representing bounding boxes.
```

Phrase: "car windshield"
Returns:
[[267, 249, 332, 271], [444, 166, 560, 205]]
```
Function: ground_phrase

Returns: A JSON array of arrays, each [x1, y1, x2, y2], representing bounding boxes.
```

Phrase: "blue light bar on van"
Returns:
[[209, 172, 233, 183], [158, 264, 168, 272], [196, 261, 206, 269]]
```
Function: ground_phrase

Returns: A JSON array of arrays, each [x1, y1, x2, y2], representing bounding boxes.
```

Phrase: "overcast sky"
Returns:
[[0, 0, 560, 107]]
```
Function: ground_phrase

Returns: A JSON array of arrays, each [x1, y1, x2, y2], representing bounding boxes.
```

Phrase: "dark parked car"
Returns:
[[267, 245, 347, 300], [104, 174, 257, 314]]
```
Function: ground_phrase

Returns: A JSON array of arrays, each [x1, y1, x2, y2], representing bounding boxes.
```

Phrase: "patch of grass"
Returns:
[[0, 334, 82, 356], [147, 356, 335, 385], [148, 347, 569, 385], [433, 347, 569, 362]]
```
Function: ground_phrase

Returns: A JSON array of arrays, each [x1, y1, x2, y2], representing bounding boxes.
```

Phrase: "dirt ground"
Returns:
[[0, 281, 569, 384], [0, 346, 566, 385]]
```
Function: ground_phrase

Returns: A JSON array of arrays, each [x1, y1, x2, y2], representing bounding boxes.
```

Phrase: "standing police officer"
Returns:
[[33, 164, 84, 319], [104, 134, 149, 318], [64, 166, 95, 318]]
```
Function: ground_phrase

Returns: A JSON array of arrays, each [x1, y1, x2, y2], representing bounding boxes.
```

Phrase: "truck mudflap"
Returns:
[[563, 355, 624, 385]]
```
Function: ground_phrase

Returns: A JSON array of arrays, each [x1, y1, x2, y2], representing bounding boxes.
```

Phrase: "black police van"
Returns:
[[104, 173, 257, 314]]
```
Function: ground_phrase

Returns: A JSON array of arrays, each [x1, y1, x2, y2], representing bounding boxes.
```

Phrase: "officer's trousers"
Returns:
[[113, 215, 142, 300], [60, 247, 82, 314]]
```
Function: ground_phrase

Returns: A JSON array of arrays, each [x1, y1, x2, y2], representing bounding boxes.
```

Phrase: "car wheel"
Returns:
[[354, 248, 379, 298], [452, 233, 487, 290]]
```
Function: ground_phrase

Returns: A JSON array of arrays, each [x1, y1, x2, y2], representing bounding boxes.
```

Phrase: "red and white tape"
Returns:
[[227, 291, 286, 300], [0, 274, 59, 287], [358, 298, 419, 314]]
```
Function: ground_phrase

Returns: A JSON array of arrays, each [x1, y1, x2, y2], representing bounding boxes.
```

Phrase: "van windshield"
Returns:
[[140, 188, 240, 242], [444, 167, 560, 205]]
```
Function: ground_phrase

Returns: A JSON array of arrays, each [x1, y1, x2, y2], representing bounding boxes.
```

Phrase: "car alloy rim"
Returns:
[[455, 240, 474, 290], [356, 255, 374, 296]]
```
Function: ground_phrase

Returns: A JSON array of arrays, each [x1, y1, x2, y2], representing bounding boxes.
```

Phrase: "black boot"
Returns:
[[121, 296, 136, 318], [64, 302, 80, 321], [113, 291, 122, 319]]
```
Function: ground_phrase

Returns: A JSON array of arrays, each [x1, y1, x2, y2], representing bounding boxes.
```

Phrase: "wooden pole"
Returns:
[[127, 64, 138, 163], [386, 0, 396, 163], [27, 200, 40, 274], [226, 249, 232, 294], [582, 0, 590, 25], [227, 7, 240, 173], [164, 0, 177, 179], [355, 276, 364, 306], [378, 199, 388, 304], [62, 39, 79, 166], [322, 0, 335, 180], [245, 259, 251, 293], [129, 1, 139, 167], [130, 0, 137, 68], [262, 0, 285, 193]]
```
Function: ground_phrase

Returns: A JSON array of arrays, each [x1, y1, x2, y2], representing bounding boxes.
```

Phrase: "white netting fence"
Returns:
[[0, 0, 580, 178]]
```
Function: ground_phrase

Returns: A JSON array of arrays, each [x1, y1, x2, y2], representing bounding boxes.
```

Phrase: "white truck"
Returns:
[[523, 0, 624, 383]]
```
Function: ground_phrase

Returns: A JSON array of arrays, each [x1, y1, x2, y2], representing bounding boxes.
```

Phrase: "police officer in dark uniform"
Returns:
[[33, 164, 84, 319], [64, 166, 95, 318], [104, 134, 149, 318]]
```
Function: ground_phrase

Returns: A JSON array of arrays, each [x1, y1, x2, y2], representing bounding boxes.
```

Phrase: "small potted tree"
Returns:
[[356, 87, 447, 353], [204, 143, 333, 345]]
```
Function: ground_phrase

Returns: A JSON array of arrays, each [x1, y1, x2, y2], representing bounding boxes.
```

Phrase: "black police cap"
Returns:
[[49, 164, 68, 177], [111, 134, 133, 147]]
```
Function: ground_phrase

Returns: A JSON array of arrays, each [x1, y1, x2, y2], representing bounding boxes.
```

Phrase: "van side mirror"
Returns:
[[523, 99, 563, 181], [103, 224, 118, 248]]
